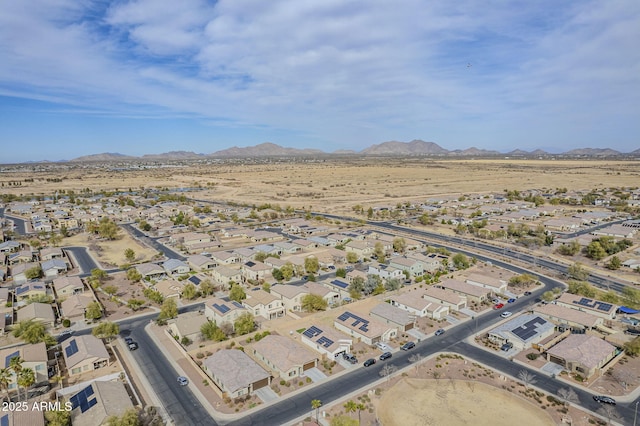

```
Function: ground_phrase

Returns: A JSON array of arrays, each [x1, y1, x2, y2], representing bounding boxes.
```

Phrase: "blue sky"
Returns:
[[1, 0, 639, 163]]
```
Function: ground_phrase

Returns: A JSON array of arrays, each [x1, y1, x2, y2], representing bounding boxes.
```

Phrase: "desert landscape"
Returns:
[[2, 159, 639, 214]]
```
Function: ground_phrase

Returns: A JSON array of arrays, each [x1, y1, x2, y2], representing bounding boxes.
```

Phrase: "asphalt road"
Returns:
[[3, 212, 28, 235], [121, 223, 186, 261], [64, 246, 100, 275]]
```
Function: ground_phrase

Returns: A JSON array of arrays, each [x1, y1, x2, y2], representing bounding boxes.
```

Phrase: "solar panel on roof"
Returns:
[[188, 276, 201, 285], [317, 336, 334, 347], [65, 339, 79, 357], [70, 385, 97, 413], [213, 303, 230, 314], [16, 286, 27, 295], [231, 301, 243, 309], [596, 302, 612, 311], [359, 324, 369, 332], [337, 312, 350, 321], [303, 326, 322, 338], [4, 351, 19, 368], [330, 279, 348, 289]]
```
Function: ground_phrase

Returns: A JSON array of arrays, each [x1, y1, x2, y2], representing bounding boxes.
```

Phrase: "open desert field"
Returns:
[[2, 159, 639, 215], [377, 378, 555, 426]]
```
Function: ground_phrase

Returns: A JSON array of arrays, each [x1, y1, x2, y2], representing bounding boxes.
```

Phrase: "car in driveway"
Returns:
[[342, 353, 358, 364], [177, 376, 189, 386], [435, 328, 445, 336], [492, 298, 501, 304], [507, 298, 516, 303], [593, 395, 616, 405], [501, 342, 513, 351], [379, 352, 392, 361], [500, 311, 513, 318], [493, 303, 505, 310], [363, 358, 376, 367], [124, 337, 134, 345], [400, 341, 415, 351], [375, 341, 390, 351]]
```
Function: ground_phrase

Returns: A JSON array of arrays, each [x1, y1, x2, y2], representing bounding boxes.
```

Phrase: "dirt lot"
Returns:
[[64, 231, 159, 269], [323, 354, 610, 426], [3, 159, 639, 215]]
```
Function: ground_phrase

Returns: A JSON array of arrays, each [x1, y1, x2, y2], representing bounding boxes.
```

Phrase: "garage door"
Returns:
[[303, 361, 316, 371], [253, 377, 270, 390]]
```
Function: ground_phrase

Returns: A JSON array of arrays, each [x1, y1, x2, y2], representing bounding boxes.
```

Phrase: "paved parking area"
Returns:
[[254, 386, 279, 403], [303, 367, 327, 383]]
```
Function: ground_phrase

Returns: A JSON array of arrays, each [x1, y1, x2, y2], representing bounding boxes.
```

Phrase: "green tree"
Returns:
[[229, 284, 246, 302], [12, 320, 56, 345], [85, 302, 103, 321], [336, 268, 346, 278], [262, 282, 271, 293], [348, 276, 364, 300], [103, 285, 118, 298], [301, 294, 328, 312], [124, 248, 136, 263], [126, 268, 142, 282], [567, 263, 589, 281], [304, 256, 320, 274], [127, 299, 145, 311], [623, 337, 640, 356], [158, 298, 178, 321], [311, 399, 322, 423], [567, 280, 596, 297], [97, 217, 119, 240], [254, 252, 267, 262], [373, 242, 385, 262], [452, 253, 470, 269], [104, 408, 140, 426], [143, 288, 164, 304], [17, 368, 35, 401], [541, 291, 556, 302], [280, 263, 294, 280], [234, 312, 256, 335], [0, 368, 11, 403], [586, 241, 607, 260], [606, 256, 622, 270], [346, 252, 358, 264], [344, 400, 357, 418], [385, 278, 402, 292], [181, 283, 199, 300], [25, 265, 43, 280], [92, 321, 120, 346], [45, 407, 71, 426], [200, 321, 226, 341], [199, 279, 215, 297], [622, 287, 640, 308], [8, 357, 23, 400], [392, 237, 407, 253]]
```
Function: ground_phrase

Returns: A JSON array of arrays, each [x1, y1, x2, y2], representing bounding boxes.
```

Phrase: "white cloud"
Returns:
[[0, 0, 638, 152]]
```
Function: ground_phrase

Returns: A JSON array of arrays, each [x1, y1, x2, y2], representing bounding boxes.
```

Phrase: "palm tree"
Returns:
[[344, 400, 357, 418], [9, 357, 23, 401], [0, 368, 11, 403], [311, 399, 322, 423], [17, 368, 35, 401], [356, 403, 366, 425]]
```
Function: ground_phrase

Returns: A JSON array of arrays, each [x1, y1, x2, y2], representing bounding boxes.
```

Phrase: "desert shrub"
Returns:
[[526, 353, 539, 360]]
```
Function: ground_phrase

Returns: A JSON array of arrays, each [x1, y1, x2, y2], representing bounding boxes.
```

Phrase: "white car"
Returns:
[[177, 376, 189, 386], [500, 311, 513, 319]]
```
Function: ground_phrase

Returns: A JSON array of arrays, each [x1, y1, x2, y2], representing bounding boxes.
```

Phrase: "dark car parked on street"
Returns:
[[379, 352, 392, 361], [593, 395, 616, 405], [364, 358, 376, 367], [401, 341, 415, 351]]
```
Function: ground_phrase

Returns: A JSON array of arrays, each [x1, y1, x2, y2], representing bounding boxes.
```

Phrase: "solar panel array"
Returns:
[[512, 317, 548, 341], [317, 336, 334, 348], [573, 297, 614, 312], [4, 351, 19, 368], [70, 385, 97, 413], [303, 326, 322, 338], [330, 279, 348, 289], [232, 301, 244, 309], [15, 286, 27, 295], [65, 339, 79, 357], [213, 303, 230, 314], [188, 275, 201, 285], [337, 311, 369, 332]]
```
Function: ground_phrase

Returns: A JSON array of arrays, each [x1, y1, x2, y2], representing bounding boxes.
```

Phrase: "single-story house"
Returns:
[[60, 294, 94, 321], [546, 334, 618, 378], [488, 314, 555, 350], [0, 342, 48, 391], [439, 278, 489, 304], [533, 303, 603, 331], [187, 254, 217, 271], [251, 335, 319, 381], [135, 263, 165, 281], [422, 286, 467, 312], [555, 293, 617, 320], [203, 349, 272, 398], [163, 259, 190, 276], [465, 273, 508, 294], [41, 259, 68, 278], [15, 281, 48, 301], [17, 302, 56, 327]]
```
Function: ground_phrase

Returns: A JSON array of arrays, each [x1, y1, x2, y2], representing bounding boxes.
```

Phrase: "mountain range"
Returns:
[[70, 140, 640, 162]]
